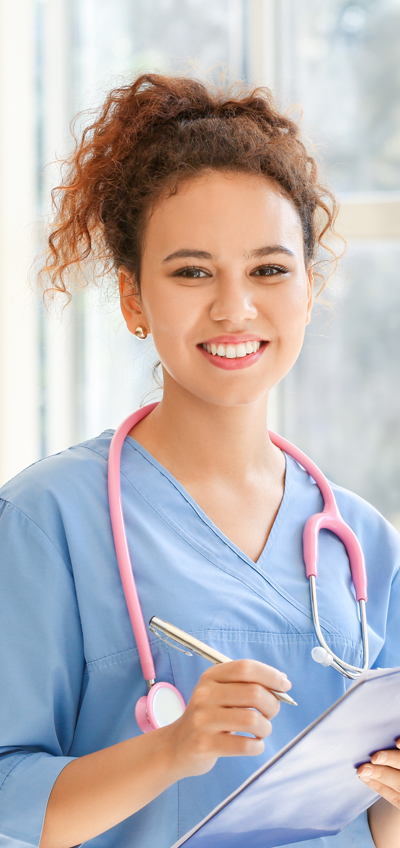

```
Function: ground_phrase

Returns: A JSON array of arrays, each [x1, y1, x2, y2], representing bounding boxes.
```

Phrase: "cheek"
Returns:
[[266, 281, 310, 334], [143, 281, 202, 353]]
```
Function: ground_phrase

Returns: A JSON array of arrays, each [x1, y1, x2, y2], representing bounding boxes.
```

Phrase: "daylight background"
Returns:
[[1, 0, 400, 528]]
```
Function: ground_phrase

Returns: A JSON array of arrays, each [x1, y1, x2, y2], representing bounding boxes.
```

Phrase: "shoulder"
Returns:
[[331, 479, 400, 585], [331, 478, 399, 544], [0, 431, 114, 550], [289, 455, 400, 585]]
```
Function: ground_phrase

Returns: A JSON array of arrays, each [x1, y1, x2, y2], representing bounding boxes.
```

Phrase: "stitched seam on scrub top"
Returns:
[[86, 642, 172, 672], [84, 630, 362, 670], [0, 498, 72, 573], [86, 647, 139, 672], [185, 629, 363, 650], [0, 753, 31, 794]]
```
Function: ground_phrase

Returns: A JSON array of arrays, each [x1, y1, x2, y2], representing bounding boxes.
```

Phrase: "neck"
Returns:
[[134, 375, 280, 485]]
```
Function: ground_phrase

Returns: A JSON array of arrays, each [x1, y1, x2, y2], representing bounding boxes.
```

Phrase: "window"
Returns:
[[1, 0, 399, 530], [274, 0, 400, 527]]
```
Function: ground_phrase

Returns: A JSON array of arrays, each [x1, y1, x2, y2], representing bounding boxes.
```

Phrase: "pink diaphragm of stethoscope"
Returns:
[[135, 682, 186, 733], [108, 403, 186, 732]]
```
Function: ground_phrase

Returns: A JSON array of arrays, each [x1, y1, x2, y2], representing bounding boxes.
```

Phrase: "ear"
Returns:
[[305, 266, 314, 326], [118, 267, 150, 337]]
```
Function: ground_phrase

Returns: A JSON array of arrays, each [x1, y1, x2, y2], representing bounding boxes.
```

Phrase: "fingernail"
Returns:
[[280, 677, 291, 690], [373, 752, 387, 765], [359, 766, 373, 781]]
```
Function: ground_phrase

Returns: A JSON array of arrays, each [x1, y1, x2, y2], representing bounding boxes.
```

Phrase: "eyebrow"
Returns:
[[246, 245, 295, 260], [162, 245, 295, 263], [163, 249, 216, 262]]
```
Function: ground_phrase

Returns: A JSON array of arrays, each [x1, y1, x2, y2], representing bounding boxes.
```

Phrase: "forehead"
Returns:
[[143, 171, 305, 260]]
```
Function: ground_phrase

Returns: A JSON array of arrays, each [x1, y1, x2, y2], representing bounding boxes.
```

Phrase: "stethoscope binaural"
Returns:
[[108, 403, 369, 733]]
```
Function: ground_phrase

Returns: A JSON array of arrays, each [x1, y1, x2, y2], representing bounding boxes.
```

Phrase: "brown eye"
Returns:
[[251, 265, 287, 277], [174, 266, 210, 279]]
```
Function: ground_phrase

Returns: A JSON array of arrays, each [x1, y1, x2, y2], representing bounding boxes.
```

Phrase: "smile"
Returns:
[[198, 339, 267, 370], [202, 341, 261, 358]]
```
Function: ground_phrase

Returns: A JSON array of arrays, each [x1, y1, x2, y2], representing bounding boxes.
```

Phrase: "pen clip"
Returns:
[[149, 623, 193, 657]]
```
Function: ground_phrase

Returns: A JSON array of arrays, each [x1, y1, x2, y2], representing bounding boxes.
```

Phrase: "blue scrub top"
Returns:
[[0, 430, 399, 848]]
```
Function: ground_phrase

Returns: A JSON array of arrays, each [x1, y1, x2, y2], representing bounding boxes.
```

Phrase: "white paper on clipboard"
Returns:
[[172, 667, 400, 848]]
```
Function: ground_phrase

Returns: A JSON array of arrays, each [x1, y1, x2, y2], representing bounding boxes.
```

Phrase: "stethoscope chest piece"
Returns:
[[135, 682, 186, 733]]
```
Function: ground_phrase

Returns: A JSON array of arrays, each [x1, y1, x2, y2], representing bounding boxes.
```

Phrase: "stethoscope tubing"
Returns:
[[108, 405, 369, 689], [108, 402, 159, 685], [310, 577, 369, 678], [268, 431, 368, 603]]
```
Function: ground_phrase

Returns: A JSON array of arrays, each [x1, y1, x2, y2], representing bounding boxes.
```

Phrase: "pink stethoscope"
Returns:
[[108, 404, 369, 733]]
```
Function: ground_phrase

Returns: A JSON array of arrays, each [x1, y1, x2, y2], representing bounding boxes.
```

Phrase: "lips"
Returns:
[[198, 339, 268, 370], [201, 335, 265, 345]]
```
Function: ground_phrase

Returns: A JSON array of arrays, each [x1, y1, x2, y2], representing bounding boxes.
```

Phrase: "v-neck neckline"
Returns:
[[125, 434, 292, 570], [116, 434, 323, 630]]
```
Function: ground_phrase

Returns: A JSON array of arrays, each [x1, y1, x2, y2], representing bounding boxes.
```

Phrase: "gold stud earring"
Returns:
[[134, 327, 148, 340]]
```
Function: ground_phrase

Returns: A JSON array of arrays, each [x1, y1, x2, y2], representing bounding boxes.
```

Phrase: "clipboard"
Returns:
[[172, 667, 400, 848]]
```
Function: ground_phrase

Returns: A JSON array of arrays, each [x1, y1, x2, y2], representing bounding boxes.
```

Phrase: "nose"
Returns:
[[209, 276, 257, 325]]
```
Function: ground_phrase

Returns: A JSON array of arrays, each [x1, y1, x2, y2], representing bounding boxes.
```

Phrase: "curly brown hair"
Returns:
[[41, 73, 340, 300]]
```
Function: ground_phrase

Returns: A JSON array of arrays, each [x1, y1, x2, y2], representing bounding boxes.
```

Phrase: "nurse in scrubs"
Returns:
[[0, 74, 400, 848]]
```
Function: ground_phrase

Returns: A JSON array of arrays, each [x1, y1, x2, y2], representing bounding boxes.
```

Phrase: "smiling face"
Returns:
[[120, 170, 313, 408]]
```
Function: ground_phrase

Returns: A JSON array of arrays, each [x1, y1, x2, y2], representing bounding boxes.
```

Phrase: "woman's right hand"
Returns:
[[40, 660, 291, 848], [164, 659, 292, 779]]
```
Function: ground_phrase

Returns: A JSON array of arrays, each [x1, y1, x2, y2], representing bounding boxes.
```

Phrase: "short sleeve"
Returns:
[[372, 567, 400, 670], [0, 499, 85, 846]]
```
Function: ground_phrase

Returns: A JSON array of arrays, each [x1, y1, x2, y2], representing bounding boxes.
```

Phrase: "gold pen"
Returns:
[[149, 616, 297, 706]]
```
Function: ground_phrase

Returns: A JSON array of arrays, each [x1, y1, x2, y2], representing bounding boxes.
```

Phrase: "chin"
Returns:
[[187, 382, 273, 408]]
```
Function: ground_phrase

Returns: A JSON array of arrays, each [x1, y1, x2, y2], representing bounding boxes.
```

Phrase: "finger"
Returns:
[[371, 748, 400, 768], [358, 764, 400, 797], [204, 706, 273, 739], [216, 733, 266, 758], [358, 775, 400, 809], [215, 681, 281, 719], [204, 659, 291, 693]]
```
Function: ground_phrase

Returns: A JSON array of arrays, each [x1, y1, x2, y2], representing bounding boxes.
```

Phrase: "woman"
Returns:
[[0, 74, 399, 848]]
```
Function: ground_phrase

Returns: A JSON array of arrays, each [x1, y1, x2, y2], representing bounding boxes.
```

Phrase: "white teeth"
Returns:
[[203, 341, 262, 357]]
